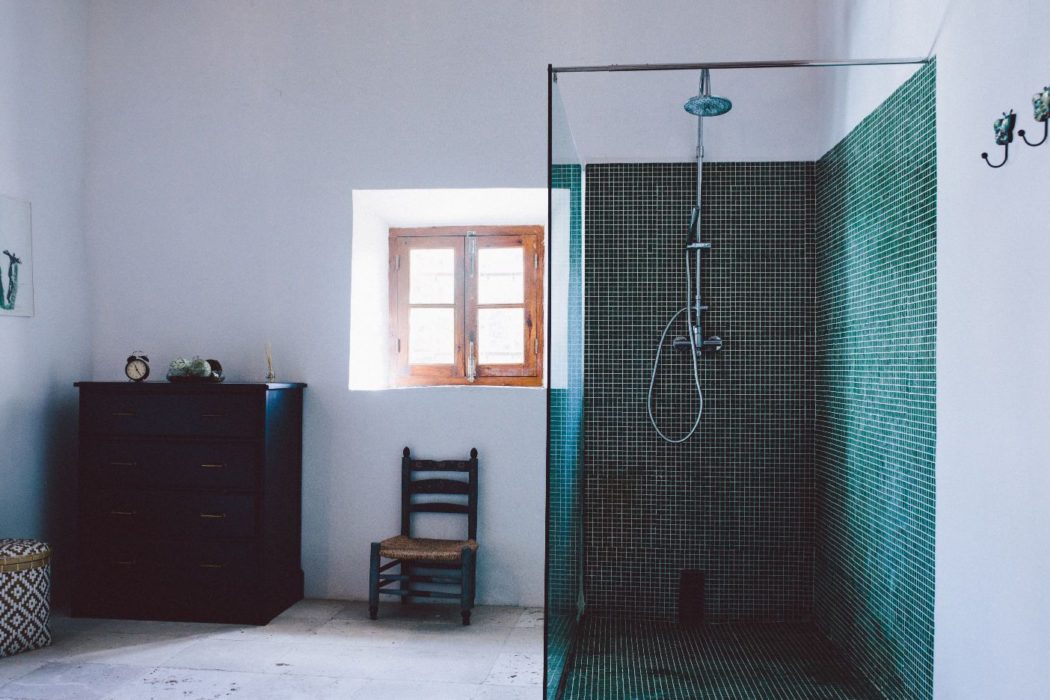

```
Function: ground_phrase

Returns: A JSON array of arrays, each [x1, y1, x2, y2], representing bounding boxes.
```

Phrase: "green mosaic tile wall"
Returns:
[[813, 61, 936, 700], [583, 162, 816, 623], [547, 163, 585, 698]]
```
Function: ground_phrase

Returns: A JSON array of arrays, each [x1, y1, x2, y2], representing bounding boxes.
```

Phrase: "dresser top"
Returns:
[[75, 381, 305, 392]]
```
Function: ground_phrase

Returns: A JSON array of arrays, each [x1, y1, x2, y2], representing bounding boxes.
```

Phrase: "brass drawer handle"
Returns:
[[115, 559, 136, 566], [201, 413, 226, 418], [199, 562, 225, 569], [109, 510, 136, 517], [200, 463, 226, 469], [112, 411, 135, 417], [109, 461, 138, 467], [199, 512, 227, 519]]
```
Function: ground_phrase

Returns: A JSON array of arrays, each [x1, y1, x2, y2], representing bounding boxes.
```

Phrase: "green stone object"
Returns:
[[166, 355, 219, 381], [1033, 87, 1050, 122]]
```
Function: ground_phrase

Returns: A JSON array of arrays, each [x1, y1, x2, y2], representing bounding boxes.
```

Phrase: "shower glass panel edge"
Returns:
[[545, 69, 586, 700]]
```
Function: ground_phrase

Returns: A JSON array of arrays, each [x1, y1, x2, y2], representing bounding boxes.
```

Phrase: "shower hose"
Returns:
[[647, 249, 704, 443]]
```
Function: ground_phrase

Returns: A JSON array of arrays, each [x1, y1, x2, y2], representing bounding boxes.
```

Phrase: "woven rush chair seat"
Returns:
[[379, 536, 479, 563], [0, 538, 52, 658]]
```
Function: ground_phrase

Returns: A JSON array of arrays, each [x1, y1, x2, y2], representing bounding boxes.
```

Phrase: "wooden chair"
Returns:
[[369, 447, 479, 625]]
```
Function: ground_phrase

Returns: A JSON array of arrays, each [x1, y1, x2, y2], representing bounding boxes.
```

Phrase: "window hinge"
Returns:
[[396, 338, 401, 353], [394, 255, 400, 271], [534, 338, 539, 356], [534, 253, 539, 269], [467, 232, 477, 274]]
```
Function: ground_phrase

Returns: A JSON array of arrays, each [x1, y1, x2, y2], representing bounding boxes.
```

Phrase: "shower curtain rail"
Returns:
[[551, 57, 930, 75]]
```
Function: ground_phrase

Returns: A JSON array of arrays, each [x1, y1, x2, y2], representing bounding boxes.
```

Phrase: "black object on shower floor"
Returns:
[[560, 615, 884, 700]]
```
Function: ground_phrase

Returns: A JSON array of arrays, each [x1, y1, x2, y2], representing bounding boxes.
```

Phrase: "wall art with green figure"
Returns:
[[0, 195, 33, 318]]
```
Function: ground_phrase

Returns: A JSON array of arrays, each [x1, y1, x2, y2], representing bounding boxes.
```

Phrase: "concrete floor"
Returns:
[[0, 601, 543, 700]]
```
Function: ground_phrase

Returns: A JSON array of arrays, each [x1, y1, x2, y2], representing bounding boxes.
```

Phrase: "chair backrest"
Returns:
[[401, 446, 478, 541]]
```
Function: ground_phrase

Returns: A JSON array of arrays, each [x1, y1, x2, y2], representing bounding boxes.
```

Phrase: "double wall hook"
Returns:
[[1018, 86, 1050, 147], [982, 110, 1016, 168]]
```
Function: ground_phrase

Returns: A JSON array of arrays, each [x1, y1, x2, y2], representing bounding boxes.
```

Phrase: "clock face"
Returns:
[[126, 358, 149, 382]]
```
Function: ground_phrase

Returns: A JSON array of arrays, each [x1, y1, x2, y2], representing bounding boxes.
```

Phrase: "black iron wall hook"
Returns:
[[982, 142, 1010, 168], [982, 110, 1016, 168], [1018, 86, 1050, 147], [1018, 121, 1048, 147]]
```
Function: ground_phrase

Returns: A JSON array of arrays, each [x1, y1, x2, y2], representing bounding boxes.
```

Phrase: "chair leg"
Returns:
[[460, 547, 475, 626], [401, 561, 412, 604], [369, 542, 380, 620]]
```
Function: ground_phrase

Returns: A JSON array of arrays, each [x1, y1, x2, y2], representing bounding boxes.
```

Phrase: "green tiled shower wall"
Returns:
[[582, 162, 816, 623], [547, 163, 585, 698], [813, 61, 936, 700]]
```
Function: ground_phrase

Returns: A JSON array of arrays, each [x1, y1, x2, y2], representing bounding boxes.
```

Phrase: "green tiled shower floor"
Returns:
[[560, 616, 884, 700]]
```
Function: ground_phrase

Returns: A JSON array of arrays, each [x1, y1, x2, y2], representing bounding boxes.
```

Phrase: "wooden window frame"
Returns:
[[389, 225, 544, 388]]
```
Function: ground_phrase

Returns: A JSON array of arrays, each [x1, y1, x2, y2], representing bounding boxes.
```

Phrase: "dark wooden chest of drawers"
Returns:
[[73, 381, 306, 625]]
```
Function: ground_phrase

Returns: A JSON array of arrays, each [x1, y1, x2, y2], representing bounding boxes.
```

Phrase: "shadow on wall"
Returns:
[[43, 388, 79, 609], [299, 388, 334, 596], [0, 385, 79, 608]]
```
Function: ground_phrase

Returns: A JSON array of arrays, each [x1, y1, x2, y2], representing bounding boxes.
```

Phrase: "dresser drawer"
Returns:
[[160, 540, 260, 587], [83, 492, 257, 540], [82, 439, 258, 491], [80, 540, 261, 589], [82, 392, 262, 437], [161, 493, 257, 539]]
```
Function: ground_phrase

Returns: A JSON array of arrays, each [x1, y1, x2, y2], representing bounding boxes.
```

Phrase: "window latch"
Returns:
[[467, 340, 476, 383]]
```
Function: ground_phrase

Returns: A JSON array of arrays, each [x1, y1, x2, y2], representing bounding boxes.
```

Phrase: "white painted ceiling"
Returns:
[[554, 63, 922, 164]]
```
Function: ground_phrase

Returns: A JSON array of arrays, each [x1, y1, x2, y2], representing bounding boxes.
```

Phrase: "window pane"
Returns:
[[410, 248, 455, 304], [478, 247, 523, 304], [409, 307, 455, 364], [478, 308, 524, 364]]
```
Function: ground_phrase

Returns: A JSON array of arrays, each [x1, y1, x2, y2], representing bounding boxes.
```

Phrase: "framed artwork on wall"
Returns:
[[0, 195, 33, 318]]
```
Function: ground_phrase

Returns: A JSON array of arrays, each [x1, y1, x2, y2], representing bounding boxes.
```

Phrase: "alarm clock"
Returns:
[[125, 351, 150, 382]]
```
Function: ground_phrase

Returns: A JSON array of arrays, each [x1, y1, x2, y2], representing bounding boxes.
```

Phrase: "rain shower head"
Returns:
[[684, 94, 732, 116], [684, 69, 732, 117]]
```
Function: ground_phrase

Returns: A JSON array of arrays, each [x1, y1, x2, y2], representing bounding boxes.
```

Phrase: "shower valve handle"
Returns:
[[700, 336, 724, 354]]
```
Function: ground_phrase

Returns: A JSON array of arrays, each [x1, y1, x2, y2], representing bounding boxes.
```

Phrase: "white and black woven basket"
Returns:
[[0, 539, 52, 658]]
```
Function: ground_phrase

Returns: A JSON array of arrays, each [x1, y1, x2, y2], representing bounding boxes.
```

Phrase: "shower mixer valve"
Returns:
[[671, 329, 723, 355]]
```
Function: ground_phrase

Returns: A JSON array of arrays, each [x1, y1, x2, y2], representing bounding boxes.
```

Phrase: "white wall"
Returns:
[[83, 0, 552, 605], [815, 0, 947, 154], [933, 2, 1050, 697], [82, 0, 828, 605], [0, 0, 91, 594], [827, 1, 1050, 697]]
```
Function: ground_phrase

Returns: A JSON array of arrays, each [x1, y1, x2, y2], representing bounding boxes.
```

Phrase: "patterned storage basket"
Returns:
[[0, 539, 52, 657]]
